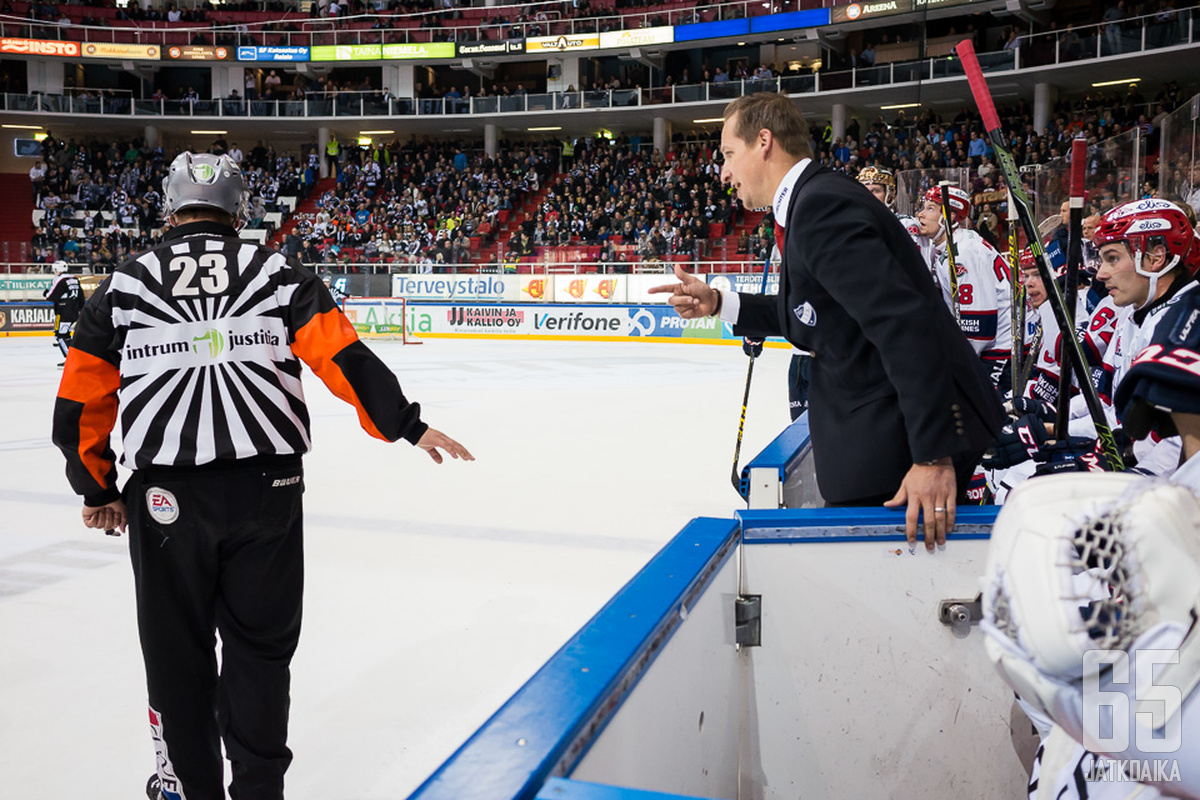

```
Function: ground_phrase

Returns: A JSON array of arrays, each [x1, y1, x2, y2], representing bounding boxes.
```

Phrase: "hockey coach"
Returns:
[[51, 152, 472, 800], [654, 93, 1004, 549]]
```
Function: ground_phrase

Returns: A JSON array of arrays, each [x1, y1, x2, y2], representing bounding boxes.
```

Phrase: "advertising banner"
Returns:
[[0, 302, 55, 332], [830, 0, 910, 23], [82, 42, 160, 60], [399, 303, 739, 341], [165, 45, 232, 61], [552, 275, 625, 304], [707, 273, 781, 295], [417, 303, 631, 338], [517, 276, 553, 302], [525, 34, 599, 53], [625, 306, 728, 340], [236, 45, 309, 62], [456, 39, 525, 56], [599, 27, 673, 49], [310, 44, 382, 61], [0, 38, 79, 57], [0, 275, 51, 301], [625, 275, 675, 305], [391, 273, 517, 303], [382, 42, 455, 59]]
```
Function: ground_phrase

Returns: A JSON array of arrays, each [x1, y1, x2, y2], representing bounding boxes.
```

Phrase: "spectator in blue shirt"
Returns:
[[968, 131, 988, 165]]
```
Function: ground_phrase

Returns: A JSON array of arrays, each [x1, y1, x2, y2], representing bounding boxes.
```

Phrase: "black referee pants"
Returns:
[[126, 457, 305, 800]]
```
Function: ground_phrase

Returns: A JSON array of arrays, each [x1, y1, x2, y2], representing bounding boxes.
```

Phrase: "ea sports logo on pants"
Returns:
[[145, 487, 179, 525]]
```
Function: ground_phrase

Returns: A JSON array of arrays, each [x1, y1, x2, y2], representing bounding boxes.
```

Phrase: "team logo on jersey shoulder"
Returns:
[[793, 301, 817, 327], [146, 487, 180, 525]]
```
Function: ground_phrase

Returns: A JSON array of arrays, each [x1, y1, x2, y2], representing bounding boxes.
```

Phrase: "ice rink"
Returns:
[[0, 334, 790, 799]]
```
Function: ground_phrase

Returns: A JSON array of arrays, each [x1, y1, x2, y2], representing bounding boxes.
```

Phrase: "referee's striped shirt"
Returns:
[[52, 220, 427, 507]]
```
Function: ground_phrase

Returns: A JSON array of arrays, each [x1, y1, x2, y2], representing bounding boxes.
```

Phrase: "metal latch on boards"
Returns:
[[735, 594, 761, 647], [938, 593, 982, 629]]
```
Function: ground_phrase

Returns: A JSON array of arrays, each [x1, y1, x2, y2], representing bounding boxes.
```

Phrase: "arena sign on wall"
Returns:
[[402, 303, 743, 342], [0, 302, 55, 333], [0, 38, 79, 57], [164, 45, 231, 60], [390, 274, 674, 304], [82, 42, 160, 60], [236, 45, 309, 62], [598, 27, 673, 49]]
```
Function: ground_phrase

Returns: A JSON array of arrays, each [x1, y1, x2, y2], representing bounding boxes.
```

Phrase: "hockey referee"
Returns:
[[51, 152, 473, 800]]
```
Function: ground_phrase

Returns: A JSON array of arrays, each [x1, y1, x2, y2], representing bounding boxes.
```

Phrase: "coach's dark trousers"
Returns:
[[126, 456, 305, 800]]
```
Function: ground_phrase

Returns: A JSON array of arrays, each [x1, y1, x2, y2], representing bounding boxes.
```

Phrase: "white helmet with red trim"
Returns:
[[1092, 198, 1197, 309]]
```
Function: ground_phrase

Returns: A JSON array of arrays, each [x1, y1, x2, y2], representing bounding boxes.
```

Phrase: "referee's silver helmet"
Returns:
[[163, 152, 247, 223]]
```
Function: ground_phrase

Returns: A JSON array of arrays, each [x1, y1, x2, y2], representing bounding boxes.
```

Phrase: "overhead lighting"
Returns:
[[357, 137, 373, 146], [880, 102, 920, 110], [2, 124, 43, 129], [528, 126, 562, 131], [693, 117, 725, 124], [191, 129, 227, 134], [360, 129, 394, 135], [1091, 77, 1140, 87], [737, 42, 746, 46]]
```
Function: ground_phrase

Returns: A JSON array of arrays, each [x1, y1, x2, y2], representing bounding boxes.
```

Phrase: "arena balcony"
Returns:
[[1, 3, 1196, 126]]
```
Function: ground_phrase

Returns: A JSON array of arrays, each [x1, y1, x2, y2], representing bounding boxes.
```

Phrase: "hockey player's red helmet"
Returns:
[[923, 185, 971, 224], [1091, 198, 1196, 277], [1018, 247, 1037, 272]]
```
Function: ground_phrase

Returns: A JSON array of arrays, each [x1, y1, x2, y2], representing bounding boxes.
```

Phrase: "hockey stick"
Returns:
[[1055, 137, 1087, 437], [955, 40, 1123, 470], [938, 180, 961, 322], [1008, 190, 1025, 396], [731, 246, 775, 495], [1018, 325, 1042, 392]]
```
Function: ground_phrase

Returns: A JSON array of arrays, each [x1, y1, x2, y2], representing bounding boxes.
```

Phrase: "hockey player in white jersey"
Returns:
[[916, 185, 1014, 391], [1065, 198, 1198, 474], [1019, 245, 1122, 410], [986, 199, 1197, 483]]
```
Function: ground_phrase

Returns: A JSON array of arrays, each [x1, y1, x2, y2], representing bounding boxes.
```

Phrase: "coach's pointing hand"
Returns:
[[650, 265, 720, 319]]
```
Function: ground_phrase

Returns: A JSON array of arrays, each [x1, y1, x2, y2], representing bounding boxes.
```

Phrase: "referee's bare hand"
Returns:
[[417, 428, 475, 465], [648, 264, 719, 319], [83, 499, 127, 534]]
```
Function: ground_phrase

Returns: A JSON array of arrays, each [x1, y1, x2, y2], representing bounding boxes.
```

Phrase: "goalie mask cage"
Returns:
[[341, 297, 422, 345]]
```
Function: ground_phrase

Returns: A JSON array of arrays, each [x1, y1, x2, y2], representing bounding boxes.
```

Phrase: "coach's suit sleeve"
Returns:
[[798, 186, 962, 463]]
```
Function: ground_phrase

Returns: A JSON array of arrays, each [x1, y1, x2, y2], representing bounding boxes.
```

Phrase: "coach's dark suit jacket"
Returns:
[[735, 163, 1005, 504]]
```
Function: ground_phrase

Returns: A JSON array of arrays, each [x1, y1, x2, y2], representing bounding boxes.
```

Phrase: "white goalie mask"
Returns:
[[982, 474, 1200, 796]]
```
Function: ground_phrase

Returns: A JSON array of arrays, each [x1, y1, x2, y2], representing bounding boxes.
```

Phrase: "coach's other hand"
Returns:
[[884, 457, 957, 553], [649, 265, 720, 318]]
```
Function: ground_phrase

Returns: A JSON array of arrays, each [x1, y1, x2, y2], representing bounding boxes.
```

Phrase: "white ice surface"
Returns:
[[0, 335, 789, 799]]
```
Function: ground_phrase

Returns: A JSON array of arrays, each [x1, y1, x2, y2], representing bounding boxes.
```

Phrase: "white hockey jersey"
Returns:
[[929, 228, 1014, 376], [1067, 283, 1197, 474], [1024, 294, 1121, 409]]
